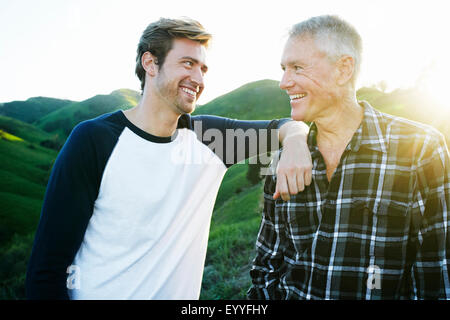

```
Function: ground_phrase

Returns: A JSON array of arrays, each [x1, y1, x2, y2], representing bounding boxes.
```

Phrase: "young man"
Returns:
[[25, 18, 312, 299], [249, 15, 450, 299]]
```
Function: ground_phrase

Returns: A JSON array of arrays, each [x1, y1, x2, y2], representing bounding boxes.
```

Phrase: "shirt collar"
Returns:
[[307, 100, 388, 154]]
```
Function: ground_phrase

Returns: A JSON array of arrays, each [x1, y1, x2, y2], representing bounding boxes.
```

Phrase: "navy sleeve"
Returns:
[[25, 121, 108, 299], [182, 115, 290, 167]]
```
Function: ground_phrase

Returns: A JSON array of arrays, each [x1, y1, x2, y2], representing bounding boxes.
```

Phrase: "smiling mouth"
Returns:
[[289, 93, 306, 102], [181, 87, 197, 99]]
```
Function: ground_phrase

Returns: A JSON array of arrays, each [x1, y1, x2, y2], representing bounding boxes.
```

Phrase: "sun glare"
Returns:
[[420, 59, 449, 113]]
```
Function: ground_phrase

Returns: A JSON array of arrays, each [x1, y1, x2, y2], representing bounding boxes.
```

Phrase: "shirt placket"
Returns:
[[308, 145, 352, 299]]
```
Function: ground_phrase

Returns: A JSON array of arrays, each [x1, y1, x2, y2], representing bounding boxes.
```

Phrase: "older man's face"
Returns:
[[280, 35, 339, 122]]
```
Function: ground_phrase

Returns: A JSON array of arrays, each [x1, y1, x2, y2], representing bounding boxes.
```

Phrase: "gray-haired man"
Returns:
[[249, 15, 450, 299]]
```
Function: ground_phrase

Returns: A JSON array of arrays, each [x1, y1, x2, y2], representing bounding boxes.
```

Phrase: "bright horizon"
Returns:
[[1, 0, 449, 106]]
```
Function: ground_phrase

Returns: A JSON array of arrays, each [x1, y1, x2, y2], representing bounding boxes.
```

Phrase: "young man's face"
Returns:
[[154, 38, 208, 115], [279, 35, 339, 122]]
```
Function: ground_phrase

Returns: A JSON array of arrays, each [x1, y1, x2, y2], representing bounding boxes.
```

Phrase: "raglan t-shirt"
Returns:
[[25, 110, 287, 300]]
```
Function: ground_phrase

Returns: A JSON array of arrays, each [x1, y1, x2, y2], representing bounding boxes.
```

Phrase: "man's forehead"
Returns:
[[169, 38, 207, 63], [281, 36, 322, 65]]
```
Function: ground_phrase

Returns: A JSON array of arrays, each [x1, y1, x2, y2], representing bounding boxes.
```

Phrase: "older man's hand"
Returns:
[[274, 123, 312, 201]]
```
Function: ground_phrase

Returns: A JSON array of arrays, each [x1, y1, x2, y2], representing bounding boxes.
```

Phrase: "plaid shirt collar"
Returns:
[[307, 101, 389, 157]]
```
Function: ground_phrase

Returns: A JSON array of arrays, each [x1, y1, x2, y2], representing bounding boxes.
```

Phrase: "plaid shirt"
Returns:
[[248, 101, 450, 300]]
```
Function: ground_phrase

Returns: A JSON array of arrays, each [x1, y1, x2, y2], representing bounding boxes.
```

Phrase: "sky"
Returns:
[[1, 0, 449, 105]]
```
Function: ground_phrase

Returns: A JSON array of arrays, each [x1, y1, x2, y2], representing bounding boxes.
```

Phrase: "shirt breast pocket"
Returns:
[[373, 201, 410, 264]]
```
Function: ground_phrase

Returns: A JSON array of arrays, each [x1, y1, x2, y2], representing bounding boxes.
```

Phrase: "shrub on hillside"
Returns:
[[0, 233, 34, 300]]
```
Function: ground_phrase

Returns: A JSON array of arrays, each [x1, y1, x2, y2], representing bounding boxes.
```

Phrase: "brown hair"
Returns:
[[135, 17, 212, 93]]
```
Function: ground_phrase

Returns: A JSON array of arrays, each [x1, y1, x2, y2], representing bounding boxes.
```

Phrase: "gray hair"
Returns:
[[289, 15, 363, 84]]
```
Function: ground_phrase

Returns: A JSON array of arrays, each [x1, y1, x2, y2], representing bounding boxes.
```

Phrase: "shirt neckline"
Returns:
[[307, 101, 387, 155], [116, 110, 178, 144]]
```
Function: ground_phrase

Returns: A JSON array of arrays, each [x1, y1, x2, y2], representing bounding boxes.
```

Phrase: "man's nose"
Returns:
[[190, 67, 204, 90], [279, 71, 294, 90]]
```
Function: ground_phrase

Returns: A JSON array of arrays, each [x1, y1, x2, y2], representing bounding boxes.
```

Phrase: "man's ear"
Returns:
[[141, 51, 158, 77], [336, 55, 355, 86]]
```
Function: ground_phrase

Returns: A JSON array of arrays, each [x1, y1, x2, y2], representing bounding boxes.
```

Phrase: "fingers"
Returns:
[[304, 167, 312, 186], [303, 152, 313, 187], [274, 173, 290, 201], [296, 172, 305, 192], [275, 168, 312, 201], [274, 152, 313, 201], [287, 172, 299, 195], [273, 190, 280, 200]]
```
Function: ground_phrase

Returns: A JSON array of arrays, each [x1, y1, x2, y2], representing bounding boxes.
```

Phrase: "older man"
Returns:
[[249, 15, 450, 299]]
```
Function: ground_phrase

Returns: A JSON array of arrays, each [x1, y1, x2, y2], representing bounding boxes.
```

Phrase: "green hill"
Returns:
[[0, 97, 74, 124], [0, 124, 58, 298], [196, 81, 448, 142], [0, 134, 57, 231], [356, 86, 449, 141], [36, 89, 140, 138], [0, 115, 56, 144], [194, 79, 291, 120]]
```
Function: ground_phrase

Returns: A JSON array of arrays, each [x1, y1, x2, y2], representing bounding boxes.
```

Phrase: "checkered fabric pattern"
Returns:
[[248, 101, 450, 300]]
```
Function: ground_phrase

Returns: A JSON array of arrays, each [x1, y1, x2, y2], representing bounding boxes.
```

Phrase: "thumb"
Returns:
[[273, 188, 280, 200]]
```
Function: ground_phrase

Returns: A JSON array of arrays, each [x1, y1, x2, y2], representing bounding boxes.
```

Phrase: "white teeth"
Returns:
[[181, 87, 196, 96], [289, 93, 306, 101]]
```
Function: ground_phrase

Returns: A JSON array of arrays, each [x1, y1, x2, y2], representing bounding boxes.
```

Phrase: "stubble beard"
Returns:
[[155, 71, 195, 115]]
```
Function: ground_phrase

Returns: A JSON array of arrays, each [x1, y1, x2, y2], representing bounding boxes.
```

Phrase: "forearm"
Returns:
[[26, 184, 93, 300], [273, 121, 312, 200], [278, 120, 309, 146], [191, 115, 291, 166]]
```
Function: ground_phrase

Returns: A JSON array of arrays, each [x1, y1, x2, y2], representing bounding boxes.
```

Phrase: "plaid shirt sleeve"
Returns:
[[411, 132, 450, 299], [248, 173, 286, 300]]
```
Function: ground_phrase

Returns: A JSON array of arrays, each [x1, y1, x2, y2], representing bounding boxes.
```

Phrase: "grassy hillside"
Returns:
[[0, 135, 58, 298], [0, 115, 56, 144], [357, 86, 449, 140], [194, 79, 291, 120], [36, 89, 140, 138], [0, 114, 60, 298], [0, 130, 23, 142], [201, 179, 264, 299], [0, 135, 58, 299], [0, 137, 57, 232], [0, 97, 74, 124]]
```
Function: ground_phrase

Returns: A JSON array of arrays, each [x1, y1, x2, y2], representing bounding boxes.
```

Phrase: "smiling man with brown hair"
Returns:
[[25, 17, 313, 300]]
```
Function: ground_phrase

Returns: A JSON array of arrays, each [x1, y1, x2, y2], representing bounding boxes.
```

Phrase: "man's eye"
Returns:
[[295, 66, 303, 71], [184, 61, 193, 67]]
